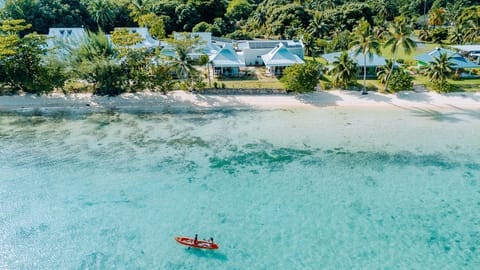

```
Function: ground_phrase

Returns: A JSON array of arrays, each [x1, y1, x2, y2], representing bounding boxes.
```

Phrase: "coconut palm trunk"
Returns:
[[362, 53, 368, 94], [384, 50, 398, 92], [207, 62, 211, 87]]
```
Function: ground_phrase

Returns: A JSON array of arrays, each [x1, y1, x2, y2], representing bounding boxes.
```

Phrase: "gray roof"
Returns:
[[113, 27, 159, 49], [415, 47, 479, 69], [322, 51, 389, 67], [209, 43, 245, 67], [451, 45, 480, 53], [237, 39, 304, 50], [46, 28, 87, 55], [261, 43, 304, 67]]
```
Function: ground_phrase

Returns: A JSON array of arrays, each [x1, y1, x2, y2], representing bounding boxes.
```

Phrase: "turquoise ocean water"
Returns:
[[0, 105, 479, 269]]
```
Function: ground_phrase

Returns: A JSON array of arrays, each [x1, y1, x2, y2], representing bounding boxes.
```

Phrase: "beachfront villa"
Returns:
[[415, 47, 479, 77], [321, 51, 392, 78], [235, 40, 305, 66], [261, 43, 305, 75], [44, 28, 305, 75], [209, 43, 245, 77]]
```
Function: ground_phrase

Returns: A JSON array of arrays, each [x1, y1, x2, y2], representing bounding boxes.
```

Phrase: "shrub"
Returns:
[[388, 70, 414, 92], [281, 62, 321, 93], [433, 80, 456, 93]]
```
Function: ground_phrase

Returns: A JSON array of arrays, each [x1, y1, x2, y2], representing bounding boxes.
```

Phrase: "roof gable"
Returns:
[[209, 43, 244, 67], [262, 43, 304, 66], [113, 27, 159, 48], [415, 47, 479, 68]]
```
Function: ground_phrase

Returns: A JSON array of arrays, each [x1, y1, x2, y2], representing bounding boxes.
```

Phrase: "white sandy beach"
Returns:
[[0, 90, 479, 112]]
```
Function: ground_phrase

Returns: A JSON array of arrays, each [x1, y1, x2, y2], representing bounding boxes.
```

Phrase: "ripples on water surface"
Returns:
[[0, 106, 479, 269]]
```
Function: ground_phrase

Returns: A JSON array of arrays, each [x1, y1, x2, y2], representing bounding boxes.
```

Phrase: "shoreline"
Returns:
[[0, 90, 479, 113]]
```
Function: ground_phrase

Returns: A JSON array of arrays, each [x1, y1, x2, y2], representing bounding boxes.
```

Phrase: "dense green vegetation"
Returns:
[[281, 62, 322, 92], [1, 0, 480, 94]]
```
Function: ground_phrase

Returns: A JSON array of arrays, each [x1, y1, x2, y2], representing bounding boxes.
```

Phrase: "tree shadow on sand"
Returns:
[[448, 105, 480, 120], [349, 90, 393, 103], [294, 91, 344, 107], [407, 107, 463, 122], [395, 91, 433, 103]]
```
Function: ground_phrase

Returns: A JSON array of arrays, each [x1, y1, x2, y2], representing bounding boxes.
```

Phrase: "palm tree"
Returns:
[[128, 0, 153, 23], [329, 51, 358, 89], [376, 59, 393, 85], [71, 31, 124, 95], [445, 1, 468, 26], [418, 29, 430, 41], [308, 12, 328, 38], [383, 19, 416, 91], [199, 54, 211, 87], [350, 19, 380, 95], [166, 34, 203, 90], [463, 20, 480, 44], [424, 52, 455, 83], [448, 25, 464, 44], [88, 0, 114, 32], [429, 8, 446, 28]]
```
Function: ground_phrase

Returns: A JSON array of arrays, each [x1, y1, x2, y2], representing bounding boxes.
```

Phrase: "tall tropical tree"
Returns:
[[87, 0, 114, 32], [463, 20, 480, 44], [445, 0, 468, 26], [424, 53, 455, 83], [376, 59, 393, 85], [70, 31, 125, 95], [166, 34, 203, 90], [448, 25, 464, 45], [429, 8, 446, 28], [329, 51, 358, 89], [383, 18, 416, 92], [128, 0, 153, 24], [418, 29, 430, 41], [350, 19, 380, 95], [308, 12, 328, 38], [199, 54, 211, 87]]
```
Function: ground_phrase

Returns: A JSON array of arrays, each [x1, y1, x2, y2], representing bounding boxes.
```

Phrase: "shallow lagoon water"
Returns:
[[1, 106, 479, 269]]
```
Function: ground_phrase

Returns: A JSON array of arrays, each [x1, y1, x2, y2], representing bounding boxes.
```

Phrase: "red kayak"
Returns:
[[174, 236, 219, 250]]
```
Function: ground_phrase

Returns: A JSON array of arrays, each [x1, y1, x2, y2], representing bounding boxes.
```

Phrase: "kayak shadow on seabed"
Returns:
[[184, 247, 228, 261]]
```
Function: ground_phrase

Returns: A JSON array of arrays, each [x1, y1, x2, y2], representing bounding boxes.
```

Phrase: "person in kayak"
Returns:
[[208, 237, 214, 245], [193, 234, 198, 245]]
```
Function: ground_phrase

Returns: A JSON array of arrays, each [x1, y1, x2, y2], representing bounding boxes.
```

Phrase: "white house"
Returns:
[[261, 43, 305, 75], [235, 40, 304, 66], [209, 43, 245, 77]]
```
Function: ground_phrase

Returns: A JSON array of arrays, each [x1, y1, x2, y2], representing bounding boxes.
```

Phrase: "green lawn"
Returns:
[[205, 67, 286, 89], [414, 74, 480, 92], [217, 80, 285, 89], [380, 43, 439, 64]]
